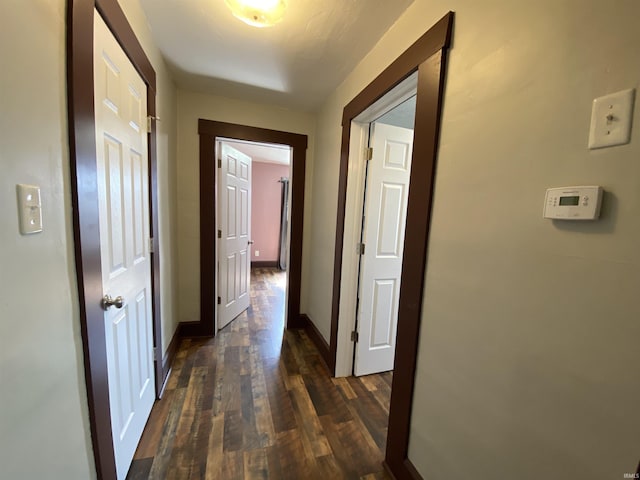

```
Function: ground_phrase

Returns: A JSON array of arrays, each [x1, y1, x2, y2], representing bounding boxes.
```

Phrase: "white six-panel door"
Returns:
[[94, 12, 155, 480], [218, 143, 252, 330], [354, 123, 414, 376]]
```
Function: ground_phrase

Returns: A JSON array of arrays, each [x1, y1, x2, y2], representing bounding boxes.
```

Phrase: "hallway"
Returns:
[[127, 268, 392, 480]]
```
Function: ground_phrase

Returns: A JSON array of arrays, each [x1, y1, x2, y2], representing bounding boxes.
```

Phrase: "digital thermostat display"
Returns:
[[558, 196, 580, 206], [543, 186, 603, 220]]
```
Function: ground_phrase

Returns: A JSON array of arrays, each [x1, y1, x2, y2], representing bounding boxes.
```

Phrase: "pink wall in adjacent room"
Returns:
[[251, 161, 290, 262]]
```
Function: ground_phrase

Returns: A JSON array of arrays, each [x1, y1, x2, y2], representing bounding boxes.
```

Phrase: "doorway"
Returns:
[[216, 138, 292, 332], [327, 12, 454, 478], [189, 120, 308, 338], [352, 87, 417, 377], [67, 1, 164, 478]]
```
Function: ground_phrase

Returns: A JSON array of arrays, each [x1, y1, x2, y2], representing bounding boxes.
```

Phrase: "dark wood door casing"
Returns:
[[67, 0, 163, 478], [181, 120, 307, 338], [328, 12, 454, 480]]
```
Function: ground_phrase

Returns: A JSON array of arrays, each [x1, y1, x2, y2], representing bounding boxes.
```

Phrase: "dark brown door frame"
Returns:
[[67, 0, 163, 478], [328, 12, 454, 480], [180, 119, 307, 337]]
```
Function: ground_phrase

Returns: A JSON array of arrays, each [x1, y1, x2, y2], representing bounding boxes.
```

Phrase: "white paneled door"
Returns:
[[354, 123, 414, 376], [218, 143, 252, 330], [94, 12, 155, 480]]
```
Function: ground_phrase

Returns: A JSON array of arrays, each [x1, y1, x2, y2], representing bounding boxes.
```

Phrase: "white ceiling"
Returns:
[[139, 0, 414, 111]]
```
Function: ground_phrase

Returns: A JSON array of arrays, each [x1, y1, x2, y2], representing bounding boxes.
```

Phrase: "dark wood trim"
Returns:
[[385, 50, 450, 480], [158, 326, 181, 398], [251, 261, 279, 268], [67, 1, 162, 478], [178, 320, 212, 338], [197, 133, 216, 337], [328, 12, 454, 480], [382, 458, 422, 480], [94, 1, 156, 90], [341, 13, 452, 127], [299, 314, 331, 369], [382, 461, 398, 480], [195, 120, 308, 336]]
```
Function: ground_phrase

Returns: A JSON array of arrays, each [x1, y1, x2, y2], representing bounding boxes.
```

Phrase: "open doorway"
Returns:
[[336, 72, 418, 378], [325, 13, 453, 478], [353, 89, 417, 377], [189, 119, 307, 339], [216, 138, 292, 332]]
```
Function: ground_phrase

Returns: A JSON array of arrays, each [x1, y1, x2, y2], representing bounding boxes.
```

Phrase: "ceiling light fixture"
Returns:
[[224, 0, 287, 28]]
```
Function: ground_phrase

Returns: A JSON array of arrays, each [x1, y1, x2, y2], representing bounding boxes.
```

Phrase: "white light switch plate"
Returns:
[[588, 88, 635, 149], [17, 184, 43, 234]]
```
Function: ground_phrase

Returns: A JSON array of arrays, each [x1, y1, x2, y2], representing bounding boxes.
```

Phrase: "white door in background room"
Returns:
[[355, 122, 414, 377], [218, 142, 252, 330], [94, 12, 155, 480]]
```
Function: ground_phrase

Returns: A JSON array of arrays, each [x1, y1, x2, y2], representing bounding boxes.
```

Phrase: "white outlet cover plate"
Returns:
[[17, 183, 43, 234], [588, 88, 635, 149]]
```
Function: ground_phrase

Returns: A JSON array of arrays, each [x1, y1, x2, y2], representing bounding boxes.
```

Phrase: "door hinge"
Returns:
[[351, 330, 359, 342], [366, 147, 373, 161], [358, 243, 366, 255], [148, 237, 154, 253], [153, 346, 158, 359], [146, 115, 160, 133], [218, 158, 222, 168], [217, 296, 221, 305], [218, 229, 222, 239]]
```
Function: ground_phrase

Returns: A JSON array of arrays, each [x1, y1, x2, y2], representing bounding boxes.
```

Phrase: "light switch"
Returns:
[[588, 88, 635, 149], [16, 184, 43, 234]]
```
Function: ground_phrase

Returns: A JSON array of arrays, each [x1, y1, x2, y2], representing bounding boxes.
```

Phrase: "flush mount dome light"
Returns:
[[225, 0, 287, 28]]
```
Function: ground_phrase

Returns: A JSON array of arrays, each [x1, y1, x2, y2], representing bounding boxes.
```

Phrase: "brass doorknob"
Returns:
[[102, 295, 124, 310]]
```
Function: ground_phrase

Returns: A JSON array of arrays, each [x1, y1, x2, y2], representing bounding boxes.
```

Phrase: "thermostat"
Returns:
[[543, 186, 603, 220]]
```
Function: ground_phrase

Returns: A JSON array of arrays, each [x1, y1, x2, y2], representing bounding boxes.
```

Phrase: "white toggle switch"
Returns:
[[588, 88, 635, 149], [17, 184, 43, 234]]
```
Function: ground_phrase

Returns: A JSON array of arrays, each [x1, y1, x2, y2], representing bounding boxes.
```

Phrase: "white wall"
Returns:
[[0, 1, 95, 478], [307, 0, 640, 477], [175, 90, 315, 324], [0, 0, 178, 477]]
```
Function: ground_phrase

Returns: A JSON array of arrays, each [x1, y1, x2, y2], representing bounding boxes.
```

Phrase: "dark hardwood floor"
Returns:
[[127, 268, 393, 480]]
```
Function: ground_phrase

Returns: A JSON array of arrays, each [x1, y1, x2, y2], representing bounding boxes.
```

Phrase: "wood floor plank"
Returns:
[[221, 450, 244, 480], [126, 458, 153, 480], [222, 346, 242, 412], [164, 365, 208, 477], [249, 344, 276, 447], [263, 360, 297, 433], [264, 445, 284, 479], [205, 414, 225, 480], [303, 356, 352, 423], [275, 429, 316, 479], [332, 377, 357, 400], [346, 378, 389, 451], [319, 415, 381, 478], [240, 374, 261, 450], [288, 374, 332, 458], [134, 389, 175, 459], [223, 410, 244, 453], [146, 387, 187, 479], [243, 448, 269, 480]]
